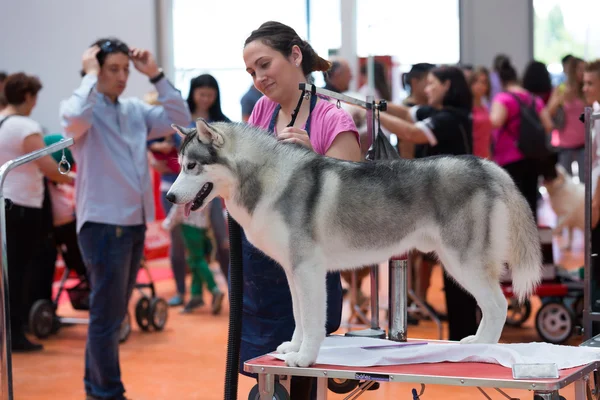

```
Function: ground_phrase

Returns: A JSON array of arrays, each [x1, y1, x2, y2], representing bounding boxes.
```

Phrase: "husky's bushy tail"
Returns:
[[506, 188, 543, 303]]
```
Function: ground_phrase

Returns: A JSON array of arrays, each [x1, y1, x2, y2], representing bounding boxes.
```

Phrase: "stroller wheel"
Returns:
[[328, 378, 360, 394], [29, 300, 55, 339], [248, 382, 289, 400], [536, 301, 574, 344], [119, 312, 132, 343], [149, 297, 168, 331], [135, 297, 151, 331]]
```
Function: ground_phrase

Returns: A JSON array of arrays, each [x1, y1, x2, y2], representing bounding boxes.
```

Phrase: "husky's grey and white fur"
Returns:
[[166, 119, 542, 368]]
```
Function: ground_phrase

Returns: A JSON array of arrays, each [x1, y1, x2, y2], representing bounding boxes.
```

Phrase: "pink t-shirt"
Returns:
[[248, 96, 360, 155], [491, 91, 545, 166], [557, 96, 586, 149], [472, 105, 492, 159]]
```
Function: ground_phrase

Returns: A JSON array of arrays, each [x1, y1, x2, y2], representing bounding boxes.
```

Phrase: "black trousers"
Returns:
[[443, 270, 478, 341], [502, 158, 540, 222], [5, 203, 43, 341]]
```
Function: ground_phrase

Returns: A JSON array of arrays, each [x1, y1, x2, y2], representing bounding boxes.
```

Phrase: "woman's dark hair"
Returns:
[[244, 21, 331, 77], [497, 57, 518, 86], [430, 66, 473, 111], [186, 74, 230, 122], [522, 61, 552, 96], [402, 63, 435, 90], [3, 72, 42, 105], [493, 54, 510, 72], [360, 61, 391, 100]]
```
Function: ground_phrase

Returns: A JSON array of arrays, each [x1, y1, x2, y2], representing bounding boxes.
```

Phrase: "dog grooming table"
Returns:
[[244, 344, 599, 400]]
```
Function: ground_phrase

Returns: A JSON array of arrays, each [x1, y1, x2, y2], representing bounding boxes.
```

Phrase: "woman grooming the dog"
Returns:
[[241, 21, 361, 399], [375, 65, 480, 343]]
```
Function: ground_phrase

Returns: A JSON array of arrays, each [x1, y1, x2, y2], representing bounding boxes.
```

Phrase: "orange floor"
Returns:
[[11, 198, 587, 399]]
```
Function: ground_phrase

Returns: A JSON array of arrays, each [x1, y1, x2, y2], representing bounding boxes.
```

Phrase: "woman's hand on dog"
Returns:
[[278, 127, 313, 150]]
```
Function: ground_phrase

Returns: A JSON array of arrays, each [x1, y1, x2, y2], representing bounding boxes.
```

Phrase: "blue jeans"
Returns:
[[78, 222, 146, 399], [161, 191, 187, 295]]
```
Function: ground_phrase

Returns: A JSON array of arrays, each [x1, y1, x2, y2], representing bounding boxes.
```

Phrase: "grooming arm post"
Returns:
[[0, 138, 74, 400], [388, 254, 408, 341]]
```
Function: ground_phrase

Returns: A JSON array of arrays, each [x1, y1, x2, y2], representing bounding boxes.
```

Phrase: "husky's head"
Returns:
[[165, 118, 230, 216]]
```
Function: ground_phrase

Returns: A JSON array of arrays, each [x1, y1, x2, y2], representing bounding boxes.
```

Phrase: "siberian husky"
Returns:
[[166, 119, 542, 367]]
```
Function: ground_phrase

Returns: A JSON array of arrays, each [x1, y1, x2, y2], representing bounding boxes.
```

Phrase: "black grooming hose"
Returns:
[[224, 213, 243, 400]]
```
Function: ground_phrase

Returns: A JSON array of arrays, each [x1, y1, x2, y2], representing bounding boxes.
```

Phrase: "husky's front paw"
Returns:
[[459, 335, 480, 344], [283, 351, 316, 368], [460, 334, 497, 344], [276, 341, 301, 354]]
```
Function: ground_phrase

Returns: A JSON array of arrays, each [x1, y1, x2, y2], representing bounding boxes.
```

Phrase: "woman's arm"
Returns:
[[489, 100, 508, 128], [23, 134, 74, 184], [325, 132, 362, 161], [379, 112, 431, 144], [546, 86, 563, 117], [539, 108, 555, 134], [384, 103, 413, 121]]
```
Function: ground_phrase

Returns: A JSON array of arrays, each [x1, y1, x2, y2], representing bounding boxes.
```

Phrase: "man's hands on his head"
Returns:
[[82, 46, 101, 76], [130, 48, 160, 79]]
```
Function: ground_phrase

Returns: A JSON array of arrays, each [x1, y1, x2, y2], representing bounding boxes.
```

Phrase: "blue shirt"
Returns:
[[59, 74, 191, 232]]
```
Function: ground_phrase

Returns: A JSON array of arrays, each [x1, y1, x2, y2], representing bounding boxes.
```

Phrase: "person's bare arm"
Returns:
[[23, 134, 74, 184], [325, 132, 362, 161], [489, 101, 508, 128], [384, 103, 413, 121], [379, 112, 430, 144]]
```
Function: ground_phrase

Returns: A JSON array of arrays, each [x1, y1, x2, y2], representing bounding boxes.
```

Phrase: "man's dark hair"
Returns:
[[561, 54, 573, 66], [80, 37, 130, 77], [0, 72, 7, 82]]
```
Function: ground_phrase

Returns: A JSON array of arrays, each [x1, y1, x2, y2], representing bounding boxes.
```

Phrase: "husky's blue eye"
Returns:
[[187, 162, 197, 170]]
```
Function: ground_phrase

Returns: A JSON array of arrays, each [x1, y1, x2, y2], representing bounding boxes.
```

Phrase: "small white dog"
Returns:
[[543, 164, 585, 250]]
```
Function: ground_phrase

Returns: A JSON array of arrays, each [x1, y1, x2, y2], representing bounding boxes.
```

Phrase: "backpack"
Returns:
[[508, 92, 553, 159]]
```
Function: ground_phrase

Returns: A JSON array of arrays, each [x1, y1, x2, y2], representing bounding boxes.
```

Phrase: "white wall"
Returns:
[[460, 0, 533, 73], [0, 0, 158, 133]]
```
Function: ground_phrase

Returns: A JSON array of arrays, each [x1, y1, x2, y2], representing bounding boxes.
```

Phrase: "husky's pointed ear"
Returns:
[[171, 124, 195, 137], [196, 118, 224, 147]]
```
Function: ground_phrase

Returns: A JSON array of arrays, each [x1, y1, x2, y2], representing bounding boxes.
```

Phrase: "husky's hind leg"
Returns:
[[283, 261, 327, 368], [439, 251, 507, 343], [276, 268, 303, 354]]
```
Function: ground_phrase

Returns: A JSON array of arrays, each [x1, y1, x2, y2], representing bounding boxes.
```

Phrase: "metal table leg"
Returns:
[[316, 377, 328, 400], [388, 258, 408, 342], [258, 373, 275, 400]]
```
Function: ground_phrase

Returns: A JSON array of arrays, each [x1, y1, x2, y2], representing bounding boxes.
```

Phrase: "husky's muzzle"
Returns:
[[187, 182, 213, 215], [166, 182, 213, 217]]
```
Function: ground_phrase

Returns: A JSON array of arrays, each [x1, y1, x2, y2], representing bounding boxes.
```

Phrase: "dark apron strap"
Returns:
[[268, 92, 318, 136]]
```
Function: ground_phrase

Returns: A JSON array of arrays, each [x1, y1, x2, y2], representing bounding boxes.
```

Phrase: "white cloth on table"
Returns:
[[270, 336, 600, 370]]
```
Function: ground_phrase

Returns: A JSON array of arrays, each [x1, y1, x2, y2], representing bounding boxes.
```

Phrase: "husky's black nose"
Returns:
[[166, 192, 176, 203]]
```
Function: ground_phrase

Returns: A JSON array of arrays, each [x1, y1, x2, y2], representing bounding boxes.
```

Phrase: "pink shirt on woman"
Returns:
[[491, 91, 545, 166], [472, 105, 492, 159], [557, 96, 586, 149], [248, 95, 360, 155]]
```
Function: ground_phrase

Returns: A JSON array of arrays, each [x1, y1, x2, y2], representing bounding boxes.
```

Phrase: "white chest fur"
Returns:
[[224, 198, 292, 268]]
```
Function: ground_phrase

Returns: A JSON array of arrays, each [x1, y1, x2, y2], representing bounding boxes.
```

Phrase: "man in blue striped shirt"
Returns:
[[59, 37, 191, 400]]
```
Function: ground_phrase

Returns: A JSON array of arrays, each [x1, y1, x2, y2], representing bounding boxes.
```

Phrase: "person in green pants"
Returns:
[[162, 202, 224, 314]]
